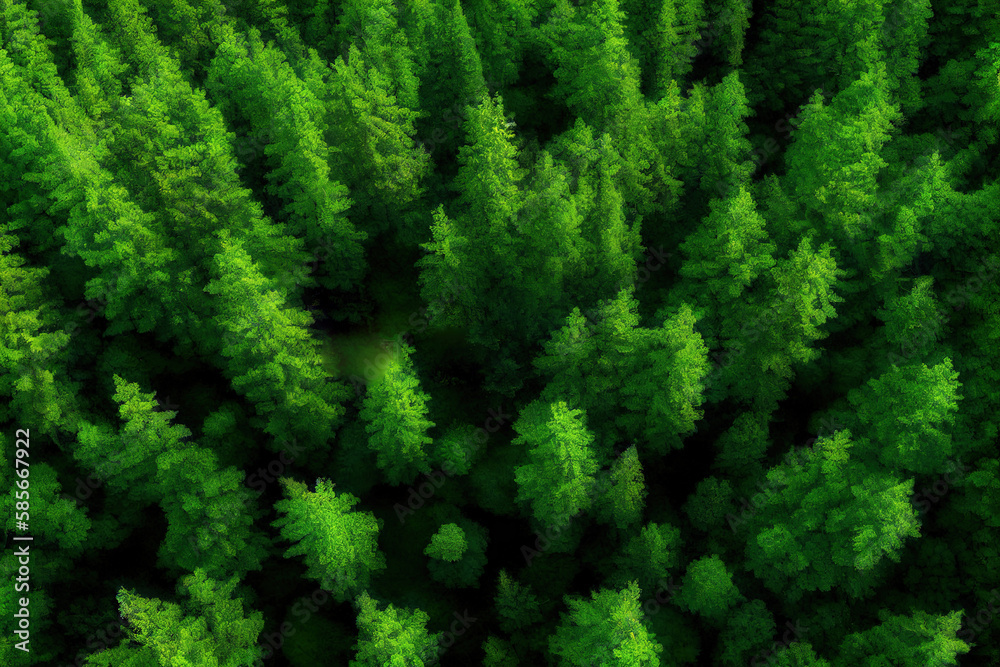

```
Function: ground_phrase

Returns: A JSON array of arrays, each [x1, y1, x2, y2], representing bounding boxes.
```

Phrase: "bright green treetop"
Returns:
[[358, 341, 435, 486], [272, 477, 386, 602], [548, 581, 664, 667], [350, 591, 442, 667]]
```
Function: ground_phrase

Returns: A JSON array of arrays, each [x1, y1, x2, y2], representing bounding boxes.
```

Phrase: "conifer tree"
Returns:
[[593, 444, 647, 532], [548, 582, 664, 666], [107, 572, 264, 667], [743, 430, 921, 603], [672, 554, 743, 623], [845, 359, 964, 475], [834, 609, 971, 667], [272, 478, 386, 602], [350, 592, 442, 667], [424, 519, 489, 589], [494, 569, 544, 633], [513, 401, 600, 529], [358, 341, 435, 486]]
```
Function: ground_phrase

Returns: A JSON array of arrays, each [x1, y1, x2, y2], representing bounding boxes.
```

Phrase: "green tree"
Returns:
[[673, 554, 743, 622], [718, 236, 847, 411], [413, 0, 489, 159], [350, 592, 442, 667], [716, 599, 775, 667], [712, 410, 771, 480], [875, 276, 943, 364], [72, 376, 191, 506], [743, 0, 886, 112], [358, 341, 435, 486], [548, 582, 664, 666], [684, 477, 735, 533], [425, 522, 467, 562], [109, 572, 264, 667], [323, 40, 430, 241], [834, 609, 971, 667], [0, 224, 79, 436], [332, 0, 420, 112], [697, 71, 755, 203], [1, 462, 90, 556], [781, 65, 901, 249], [416, 94, 533, 351], [64, 0, 129, 125], [272, 478, 386, 602], [513, 400, 600, 529], [609, 521, 683, 596], [494, 569, 543, 633], [425, 519, 489, 589], [205, 24, 367, 292], [566, 131, 644, 302], [205, 234, 351, 458], [743, 430, 921, 602], [462, 0, 537, 89], [537, 292, 710, 454], [593, 445, 647, 532], [845, 359, 964, 475], [482, 636, 518, 667], [765, 642, 832, 667], [672, 184, 776, 339], [154, 445, 268, 581]]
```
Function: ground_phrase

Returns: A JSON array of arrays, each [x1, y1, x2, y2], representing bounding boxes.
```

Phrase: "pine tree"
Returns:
[[494, 570, 543, 633], [743, 430, 921, 603], [324, 40, 430, 241], [205, 234, 351, 458], [272, 478, 386, 602], [834, 609, 971, 667], [593, 444, 647, 532], [358, 341, 435, 486], [697, 71, 755, 204], [609, 521, 683, 596], [513, 401, 600, 530], [672, 554, 743, 622], [548, 582, 664, 666], [424, 519, 489, 589], [846, 359, 963, 475], [350, 592, 442, 667], [719, 236, 847, 411], [111, 573, 264, 667], [205, 25, 368, 291]]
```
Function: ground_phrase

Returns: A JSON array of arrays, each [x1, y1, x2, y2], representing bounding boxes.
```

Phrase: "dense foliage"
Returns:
[[2, 0, 999, 665]]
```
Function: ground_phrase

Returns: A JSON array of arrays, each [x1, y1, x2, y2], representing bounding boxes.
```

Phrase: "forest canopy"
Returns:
[[1, 0, 999, 665]]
